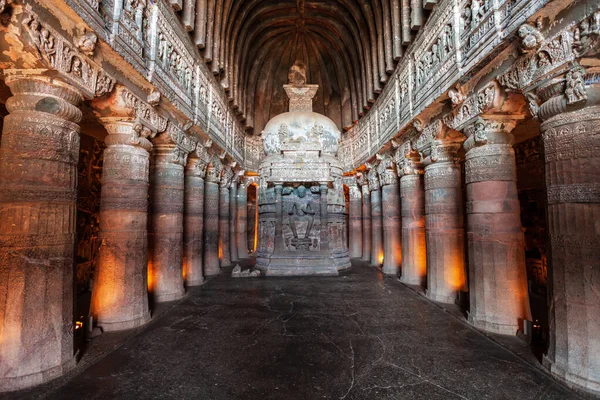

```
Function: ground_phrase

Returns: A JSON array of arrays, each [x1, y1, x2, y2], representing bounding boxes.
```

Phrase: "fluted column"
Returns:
[[90, 119, 152, 332], [219, 166, 232, 267], [345, 176, 363, 259], [367, 166, 383, 266], [203, 162, 221, 276], [358, 173, 372, 262], [148, 138, 187, 302], [423, 140, 466, 304], [397, 148, 426, 285], [0, 72, 82, 390], [236, 180, 250, 259], [379, 160, 402, 275], [183, 147, 208, 287], [229, 175, 239, 264], [320, 183, 329, 250], [462, 117, 531, 335], [539, 75, 599, 394]]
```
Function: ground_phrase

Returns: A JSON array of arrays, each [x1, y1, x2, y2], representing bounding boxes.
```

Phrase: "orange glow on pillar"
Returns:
[[147, 261, 154, 292], [378, 252, 384, 265], [447, 253, 466, 291]]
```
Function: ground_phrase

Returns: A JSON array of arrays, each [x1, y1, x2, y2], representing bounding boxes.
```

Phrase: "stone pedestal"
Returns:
[[380, 164, 402, 276], [91, 119, 152, 332], [346, 177, 363, 259], [463, 117, 531, 335], [218, 168, 232, 268], [359, 176, 372, 262], [236, 180, 250, 259], [398, 155, 426, 286], [149, 142, 186, 302], [229, 179, 239, 263], [424, 141, 466, 304], [539, 85, 600, 394], [0, 73, 82, 390], [203, 163, 221, 276], [183, 153, 207, 287]]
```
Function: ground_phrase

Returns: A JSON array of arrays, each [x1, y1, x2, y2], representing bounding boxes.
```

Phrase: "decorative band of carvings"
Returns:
[[152, 203, 185, 214], [0, 188, 77, 202], [425, 203, 463, 215], [547, 183, 600, 204], [465, 152, 516, 184], [549, 234, 600, 250], [0, 233, 75, 248], [424, 165, 461, 190], [542, 115, 600, 163], [101, 198, 148, 211]]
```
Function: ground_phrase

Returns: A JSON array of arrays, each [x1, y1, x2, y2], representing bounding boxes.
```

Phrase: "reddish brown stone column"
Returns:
[[539, 79, 599, 394], [379, 159, 402, 275], [148, 138, 187, 302], [0, 73, 82, 390], [236, 179, 250, 259], [229, 175, 239, 264], [219, 166, 232, 267], [90, 119, 152, 332], [423, 140, 467, 304], [397, 146, 426, 286], [183, 146, 208, 287], [203, 161, 221, 276], [344, 176, 363, 259], [357, 173, 371, 262], [462, 117, 531, 335], [367, 166, 383, 266]]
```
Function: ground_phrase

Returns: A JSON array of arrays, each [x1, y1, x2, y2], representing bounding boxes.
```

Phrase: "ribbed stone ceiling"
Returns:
[[186, 0, 406, 134]]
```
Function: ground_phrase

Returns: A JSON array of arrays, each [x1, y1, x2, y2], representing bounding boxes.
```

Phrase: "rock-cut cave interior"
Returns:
[[0, 0, 598, 398]]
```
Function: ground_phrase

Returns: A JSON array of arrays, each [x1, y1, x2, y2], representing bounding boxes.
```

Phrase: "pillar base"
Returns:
[[426, 291, 456, 305], [400, 276, 424, 286], [186, 277, 205, 287], [97, 312, 151, 332], [542, 356, 600, 396], [382, 266, 398, 276], [154, 288, 185, 303], [0, 355, 76, 393], [467, 313, 519, 336]]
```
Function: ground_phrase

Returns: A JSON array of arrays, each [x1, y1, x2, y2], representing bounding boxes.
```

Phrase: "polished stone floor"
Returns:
[[9, 261, 584, 400]]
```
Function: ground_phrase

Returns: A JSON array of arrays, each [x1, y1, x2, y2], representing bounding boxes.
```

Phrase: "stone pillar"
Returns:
[[0, 73, 82, 390], [345, 176, 363, 259], [148, 139, 187, 302], [368, 167, 383, 266], [90, 119, 152, 332], [229, 175, 239, 264], [539, 76, 600, 394], [274, 183, 284, 251], [218, 167, 232, 268], [236, 180, 249, 259], [358, 173, 372, 262], [423, 140, 466, 304], [397, 149, 426, 286], [319, 182, 329, 250], [379, 160, 402, 275], [462, 117, 531, 335], [183, 147, 208, 287], [203, 162, 221, 276]]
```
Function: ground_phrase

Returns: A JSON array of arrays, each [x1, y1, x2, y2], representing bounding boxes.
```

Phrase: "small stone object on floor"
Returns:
[[232, 264, 261, 278]]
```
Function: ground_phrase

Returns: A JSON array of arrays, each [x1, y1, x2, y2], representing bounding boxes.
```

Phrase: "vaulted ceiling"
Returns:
[[181, 0, 416, 135]]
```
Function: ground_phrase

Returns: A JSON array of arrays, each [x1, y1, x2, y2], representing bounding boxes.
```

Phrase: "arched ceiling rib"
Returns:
[[179, 0, 427, 134]]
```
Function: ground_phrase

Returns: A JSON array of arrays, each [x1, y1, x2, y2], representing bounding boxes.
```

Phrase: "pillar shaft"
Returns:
[[236, 182, 249, 259], [424, 142, 466, 304], [91, 119, 151, 332], [274, 183, 284, 251], [360, 182, 372, 262], [464, 120, 531, 335], [370, 189, 383, 266], [219, 181, 231, 267], [381, 170, 402, 275], [0, 73, 82, 390], [203, 165, 220, 276], [229, 180, 238, 263], [399, 166, 426, 286], [183, 157, 206, 286], [347, 182, 363, 259], [320, 183, 329, 251], [149, 143, 185, 302], [541, 95, 600, 394]]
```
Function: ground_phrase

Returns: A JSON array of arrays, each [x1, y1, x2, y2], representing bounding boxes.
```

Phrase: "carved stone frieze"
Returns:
[[21, 8, 115, 98]]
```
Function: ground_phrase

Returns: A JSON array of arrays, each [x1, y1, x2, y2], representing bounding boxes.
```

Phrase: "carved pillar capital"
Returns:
[[365, 162, 381, 191], [461, 115, 521, 152], [185, 142, 210, 178], [101, 117, 153, 152], [394, 140, 424, 176]]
